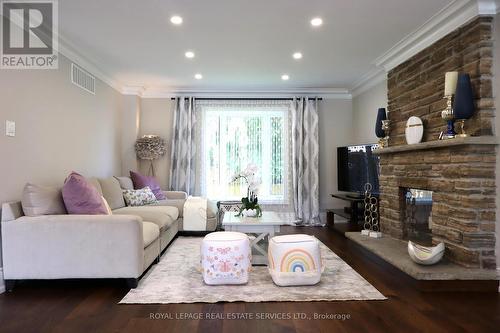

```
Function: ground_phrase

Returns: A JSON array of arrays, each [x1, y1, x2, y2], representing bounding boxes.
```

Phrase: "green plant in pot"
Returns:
[[230, 163, 262, 218]]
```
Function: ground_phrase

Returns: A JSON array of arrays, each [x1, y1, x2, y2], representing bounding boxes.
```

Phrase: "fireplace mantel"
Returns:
[[373, 136, 498, 155]]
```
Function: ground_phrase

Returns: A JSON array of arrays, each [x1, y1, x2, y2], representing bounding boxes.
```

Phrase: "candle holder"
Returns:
[[455, 120, 468, 138], [380, 119, 391, 147], [440, 95, 456, 140]]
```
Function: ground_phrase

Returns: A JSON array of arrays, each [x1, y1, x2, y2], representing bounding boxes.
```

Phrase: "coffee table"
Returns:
[[222, 211, 286, 265]]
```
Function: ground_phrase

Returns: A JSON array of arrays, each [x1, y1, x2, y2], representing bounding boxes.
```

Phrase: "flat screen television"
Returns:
[[337, 144, 380, 196]]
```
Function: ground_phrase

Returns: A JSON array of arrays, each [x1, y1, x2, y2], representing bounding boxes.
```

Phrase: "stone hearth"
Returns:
[[345, 232, 498, 282]]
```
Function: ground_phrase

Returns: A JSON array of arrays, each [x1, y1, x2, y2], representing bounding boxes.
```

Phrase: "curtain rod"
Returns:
[[169, 97, 323, 101]]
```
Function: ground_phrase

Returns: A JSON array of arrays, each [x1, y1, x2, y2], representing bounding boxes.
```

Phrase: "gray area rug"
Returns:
[[120, 237, 386, 304]]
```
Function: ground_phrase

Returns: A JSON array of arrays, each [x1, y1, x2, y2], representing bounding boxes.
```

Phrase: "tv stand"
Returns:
[[327, 193, 366, 233], [345, 193, 363, 199]]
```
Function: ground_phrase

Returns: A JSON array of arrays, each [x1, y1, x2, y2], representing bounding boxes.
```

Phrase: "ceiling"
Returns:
[[59, 0, 454, 92]]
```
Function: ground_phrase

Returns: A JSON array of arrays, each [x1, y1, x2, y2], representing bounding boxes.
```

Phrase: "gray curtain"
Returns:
[[291, 97, 320, 225], [169, 97, 197, 194]]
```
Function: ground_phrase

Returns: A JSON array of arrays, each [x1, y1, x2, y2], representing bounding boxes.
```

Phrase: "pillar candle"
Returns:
[[444, 71, 458, 96]]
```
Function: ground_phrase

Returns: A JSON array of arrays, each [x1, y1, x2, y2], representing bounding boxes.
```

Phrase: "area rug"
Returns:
[[120, 237, 386, 304]]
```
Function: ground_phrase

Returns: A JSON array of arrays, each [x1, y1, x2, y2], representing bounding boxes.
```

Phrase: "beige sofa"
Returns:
[[1, 175, 216, 291]]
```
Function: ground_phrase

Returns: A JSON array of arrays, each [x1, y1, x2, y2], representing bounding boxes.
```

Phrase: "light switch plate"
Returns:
[[6, 120, 15, 137]]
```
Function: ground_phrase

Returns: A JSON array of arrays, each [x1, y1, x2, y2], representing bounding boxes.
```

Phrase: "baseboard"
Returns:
[[0, 268, 5, 294]]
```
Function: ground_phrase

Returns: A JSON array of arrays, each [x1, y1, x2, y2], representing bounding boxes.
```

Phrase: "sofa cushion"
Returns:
[[115, 176, 134, 190], [21, 183, 67, 217], [99, 177, 126, 210], [62, 172, 108, 215], [149, 199, 185, 217], [87, 177, 103, 195], [143, 221, 160, 248], [130, 171, 166, 200], [122, 187, 158, 206], [112, 206, 179, 230]]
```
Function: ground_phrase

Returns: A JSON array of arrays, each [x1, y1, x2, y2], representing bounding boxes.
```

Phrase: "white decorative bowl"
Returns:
[[242, 209, 258, 217], [408, 241, 445, 265], [405, 116, 424, 144]]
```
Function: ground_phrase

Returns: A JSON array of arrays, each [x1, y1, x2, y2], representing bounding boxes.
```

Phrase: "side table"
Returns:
[[216, 200, 243, 230]]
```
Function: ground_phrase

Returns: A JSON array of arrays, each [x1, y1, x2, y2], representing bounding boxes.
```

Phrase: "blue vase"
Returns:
[[375, 108, 387, 138], [453, 74, 475, 120]]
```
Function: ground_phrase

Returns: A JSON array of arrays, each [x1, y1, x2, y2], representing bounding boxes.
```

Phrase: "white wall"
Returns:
[[493, 14, 500, 270], [352, 80, 388, 144], [0, 54, 123, 293], [121, 95, 141, 176], [318, 98, 354, 211], [0, 54, 123, 201], [138, 98, 175, 189]]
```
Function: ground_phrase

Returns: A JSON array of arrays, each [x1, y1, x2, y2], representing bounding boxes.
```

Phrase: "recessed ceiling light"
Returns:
[[293, 52, 303, 60], [310, 17, 323, 27], [194, 73, 203, 80], [170, 15, 183, 25], [281, 74, 289, 81], [185, 51, 195, 59]]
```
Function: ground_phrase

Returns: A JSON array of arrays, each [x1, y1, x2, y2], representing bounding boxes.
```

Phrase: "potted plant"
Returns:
[[230, 163, 262, 217]]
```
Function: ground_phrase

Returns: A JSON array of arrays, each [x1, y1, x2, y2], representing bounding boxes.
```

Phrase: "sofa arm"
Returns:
[[163, 191, 188, 200], [1, 215, 144, 280]]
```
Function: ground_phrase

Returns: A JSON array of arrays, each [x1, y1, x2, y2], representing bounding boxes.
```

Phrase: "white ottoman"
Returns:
[[201, 231, 251, 285], [268, 234, 323, 286]]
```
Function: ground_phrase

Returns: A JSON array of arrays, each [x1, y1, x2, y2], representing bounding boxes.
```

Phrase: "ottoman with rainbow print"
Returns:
[[201, 231, 252, 285], [268, 234, 323, 286]]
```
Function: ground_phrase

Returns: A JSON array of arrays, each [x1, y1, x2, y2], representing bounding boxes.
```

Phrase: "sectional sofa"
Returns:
[[1, 175, 217, 290]]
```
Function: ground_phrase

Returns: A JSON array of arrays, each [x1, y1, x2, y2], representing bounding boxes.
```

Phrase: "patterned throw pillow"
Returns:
[[123, 187, 158, 206]]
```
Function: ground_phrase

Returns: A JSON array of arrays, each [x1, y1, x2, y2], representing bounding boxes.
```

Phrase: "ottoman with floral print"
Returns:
[[201, 231, 251, 285], [268, 234, 324, 286]]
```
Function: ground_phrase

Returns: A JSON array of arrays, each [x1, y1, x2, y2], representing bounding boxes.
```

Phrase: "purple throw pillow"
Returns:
[[62, 172, 108, 215], [129, 170, 166, 200]]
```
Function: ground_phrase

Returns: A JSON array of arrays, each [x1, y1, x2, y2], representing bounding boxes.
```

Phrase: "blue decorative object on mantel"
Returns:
[[453, 73, 475, 137], [375, 108, 387, 138]]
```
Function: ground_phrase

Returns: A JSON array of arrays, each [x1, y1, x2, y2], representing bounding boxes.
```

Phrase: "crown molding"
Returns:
[[123, 87, 353, 99], [57, 35, 123, 93], [350, 68, 387, 97], [121, 86, 146, 96], [374, 0, 498, 72]]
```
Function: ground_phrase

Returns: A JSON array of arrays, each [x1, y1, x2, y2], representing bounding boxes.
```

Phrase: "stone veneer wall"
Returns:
[[388, 17, 495, 143], [380, 17, 497, 269]]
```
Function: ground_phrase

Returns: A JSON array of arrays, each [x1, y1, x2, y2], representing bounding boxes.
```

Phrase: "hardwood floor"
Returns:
[[1, 226, 499, 333]]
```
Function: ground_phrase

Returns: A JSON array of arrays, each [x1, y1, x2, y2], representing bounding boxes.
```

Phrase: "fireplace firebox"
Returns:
[[401, 188, 433, 246]]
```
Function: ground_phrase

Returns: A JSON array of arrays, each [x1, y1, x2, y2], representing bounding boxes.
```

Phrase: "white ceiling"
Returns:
[[60, 0, 453, 92]]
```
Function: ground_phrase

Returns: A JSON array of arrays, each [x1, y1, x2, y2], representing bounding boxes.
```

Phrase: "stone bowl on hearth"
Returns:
[[408, 241, 445, 265]]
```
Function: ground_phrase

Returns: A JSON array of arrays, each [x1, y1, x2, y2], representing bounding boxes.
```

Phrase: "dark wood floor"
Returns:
[[1, 226, 499, 333]]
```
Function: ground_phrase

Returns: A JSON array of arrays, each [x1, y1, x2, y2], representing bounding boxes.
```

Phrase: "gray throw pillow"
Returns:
[[114, 176, 134, 190], [21, 183, 67, 216], [99, 177, 126, 210]]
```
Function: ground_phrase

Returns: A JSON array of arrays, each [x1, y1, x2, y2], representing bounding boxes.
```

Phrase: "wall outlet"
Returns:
[[6, 120, 15, 137]]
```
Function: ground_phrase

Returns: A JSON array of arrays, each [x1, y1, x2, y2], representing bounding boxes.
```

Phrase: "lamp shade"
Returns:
[[135, 135, 166, 160], [453, 73, 475, 120], [375, 108, 387, 138]]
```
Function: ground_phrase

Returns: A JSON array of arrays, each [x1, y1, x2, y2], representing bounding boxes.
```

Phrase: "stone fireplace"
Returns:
[[376, 16, 497, 270], [377, 143, 497, 269]]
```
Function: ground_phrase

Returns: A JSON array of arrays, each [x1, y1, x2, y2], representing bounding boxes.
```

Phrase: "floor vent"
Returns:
[[71, 63, 96, 94]]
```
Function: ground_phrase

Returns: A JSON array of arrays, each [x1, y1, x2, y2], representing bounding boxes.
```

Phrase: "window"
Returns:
[[198, 100, 290, 203]]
